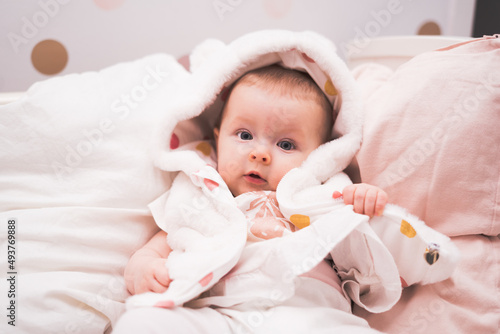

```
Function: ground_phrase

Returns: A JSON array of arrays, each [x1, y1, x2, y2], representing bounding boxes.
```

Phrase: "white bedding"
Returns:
[[0, 32, 498, 334], [0, 53, 187, 333]]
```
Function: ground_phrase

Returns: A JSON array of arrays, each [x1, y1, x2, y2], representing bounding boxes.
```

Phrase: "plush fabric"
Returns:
[[124, 31, 459, 323], [0, 54, 187, 333], [353, 35, 500, 334]]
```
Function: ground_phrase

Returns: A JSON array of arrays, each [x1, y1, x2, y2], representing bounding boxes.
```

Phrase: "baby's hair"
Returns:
[[217, 64, 333, 142], [237, 65, 331, 113]]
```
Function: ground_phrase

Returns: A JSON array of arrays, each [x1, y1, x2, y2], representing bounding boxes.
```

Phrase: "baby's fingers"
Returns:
[[341, 184, 356, 205], [148, 279, 169, 294], [341, 184, 388, 217], [352, 186, 368, 215], [373, 190, 388, 217], [133, 278, 160, 295], [154, 262, 171, 288], [363, 188, 380, 217]]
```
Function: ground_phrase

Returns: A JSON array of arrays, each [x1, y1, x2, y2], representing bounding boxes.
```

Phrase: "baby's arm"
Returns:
[[124, 230, 172, 295], [341, 183, 388, 217]]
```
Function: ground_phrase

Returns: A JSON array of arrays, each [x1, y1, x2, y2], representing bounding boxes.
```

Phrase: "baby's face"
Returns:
[[214, 83, 327, 197]]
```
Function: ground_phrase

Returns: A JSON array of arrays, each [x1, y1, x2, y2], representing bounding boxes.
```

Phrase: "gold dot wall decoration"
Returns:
[[93, 0, 125, 10], [28, 1, 124, 77], [262, 0, 293, 18], [418, 21, 442, 35], [31, 39, 68, 75]]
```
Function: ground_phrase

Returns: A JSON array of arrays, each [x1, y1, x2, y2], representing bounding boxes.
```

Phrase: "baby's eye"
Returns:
[[237, 131, 253, 141], [277, 140, 295, 151]]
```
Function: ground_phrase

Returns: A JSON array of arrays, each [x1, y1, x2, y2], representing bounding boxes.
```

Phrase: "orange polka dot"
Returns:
[[196, 142, 212, 156], [400, 220, 416, 238], [31, 39, 68, 75], [324, 80, 337, 96], [290, 214, 310, 229]]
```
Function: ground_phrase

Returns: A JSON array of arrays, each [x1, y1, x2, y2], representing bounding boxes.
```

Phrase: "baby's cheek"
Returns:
[[274, 162, 298, 183], [217, 168, 235, 192], [218, 158, 238, 176], [268, 175, 282, 192]]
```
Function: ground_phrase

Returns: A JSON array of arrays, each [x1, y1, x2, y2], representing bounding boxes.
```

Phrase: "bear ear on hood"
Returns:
[[189, 39, 227, 72]]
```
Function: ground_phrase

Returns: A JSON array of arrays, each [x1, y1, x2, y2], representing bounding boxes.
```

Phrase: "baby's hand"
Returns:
[[341, 183, 388, 217], [125, 254, 171, 295], [124, 230, 173, 295]]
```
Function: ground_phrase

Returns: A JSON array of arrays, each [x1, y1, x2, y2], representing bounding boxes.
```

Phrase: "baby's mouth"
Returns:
[[244, 172, 267, 185]]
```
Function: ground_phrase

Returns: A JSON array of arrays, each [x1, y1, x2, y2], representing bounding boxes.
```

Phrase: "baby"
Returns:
[[114, 65, 388, 333]]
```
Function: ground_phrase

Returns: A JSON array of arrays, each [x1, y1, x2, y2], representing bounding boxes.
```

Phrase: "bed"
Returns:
[[0, 34, 498, 333]]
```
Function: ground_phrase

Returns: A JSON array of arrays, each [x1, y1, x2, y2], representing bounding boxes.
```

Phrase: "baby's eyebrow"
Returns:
[[226, 114, 255, 127]]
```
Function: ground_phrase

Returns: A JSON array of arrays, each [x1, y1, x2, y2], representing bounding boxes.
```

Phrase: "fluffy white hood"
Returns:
[[153, 30, 363, 184]]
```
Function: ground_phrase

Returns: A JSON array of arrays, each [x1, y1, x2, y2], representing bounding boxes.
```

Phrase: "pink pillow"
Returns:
[[356, 36, 500, 237], [353, 36, 500, 333]]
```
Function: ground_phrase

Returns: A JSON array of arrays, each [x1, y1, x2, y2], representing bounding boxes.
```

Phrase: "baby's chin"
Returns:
[[229, 184, 276, 197]]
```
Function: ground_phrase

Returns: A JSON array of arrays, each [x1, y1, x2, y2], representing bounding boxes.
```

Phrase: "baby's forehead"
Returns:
[[219, 69, 333, 139], [230, 79, 322, 109], [238, 81, 332, 128], [226, 84, 327, 129], [237, 73, 313, 97]]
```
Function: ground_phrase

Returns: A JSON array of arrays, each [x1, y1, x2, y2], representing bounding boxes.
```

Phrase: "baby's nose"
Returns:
[[249, 150, 271, 165]]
